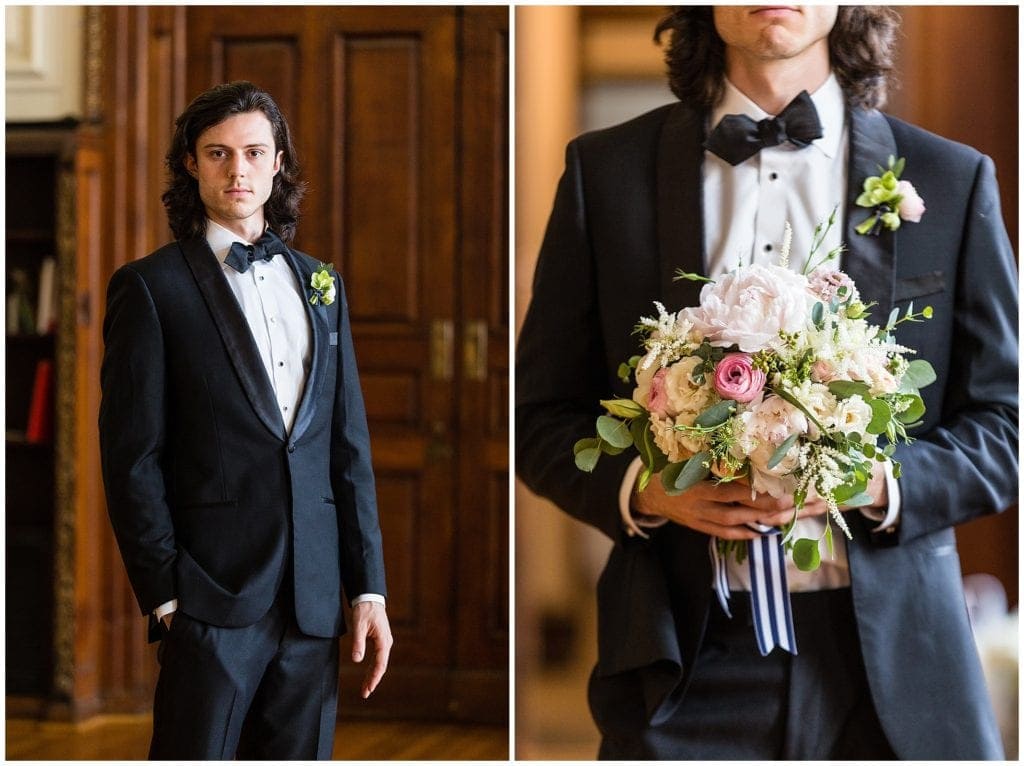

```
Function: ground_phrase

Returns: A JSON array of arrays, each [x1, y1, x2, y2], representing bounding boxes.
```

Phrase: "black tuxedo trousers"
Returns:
[[517, 102, 1017, 759]]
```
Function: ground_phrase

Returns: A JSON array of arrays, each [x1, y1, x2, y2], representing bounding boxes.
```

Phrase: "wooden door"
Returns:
[[184, 6, 507, 721]]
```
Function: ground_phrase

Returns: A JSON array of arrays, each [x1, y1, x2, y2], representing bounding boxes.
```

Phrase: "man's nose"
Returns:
[[227, 153, 246, 177]]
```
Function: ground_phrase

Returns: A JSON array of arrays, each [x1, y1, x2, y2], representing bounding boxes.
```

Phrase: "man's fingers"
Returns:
[[361, 640, 392, 698], [351, 617, 368, 663]]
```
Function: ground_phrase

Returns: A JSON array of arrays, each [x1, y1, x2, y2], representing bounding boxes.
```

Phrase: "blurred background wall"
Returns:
[[515, 5, 1018, 759]]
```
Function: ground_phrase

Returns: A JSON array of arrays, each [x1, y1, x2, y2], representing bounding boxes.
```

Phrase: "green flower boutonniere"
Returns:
[[855, 155, 926, 236], [309, 263, 336, 307]]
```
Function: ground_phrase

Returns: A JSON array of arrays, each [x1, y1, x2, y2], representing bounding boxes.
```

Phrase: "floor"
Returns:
[[6, 716, 508, 760]]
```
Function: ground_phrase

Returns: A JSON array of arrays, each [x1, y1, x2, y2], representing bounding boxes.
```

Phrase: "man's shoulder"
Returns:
[[882, 112, 986, 173], [573, 101, 694, 156], [113, 240, 190, 282]]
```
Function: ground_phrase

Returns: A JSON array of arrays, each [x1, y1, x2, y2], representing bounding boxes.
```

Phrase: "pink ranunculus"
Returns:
[[648, 368, 670, 418], [896, 180, 926, 223], [713, 353, 766, 403]]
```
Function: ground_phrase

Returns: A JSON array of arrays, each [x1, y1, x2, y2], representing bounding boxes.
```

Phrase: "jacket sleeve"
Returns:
[[98, 265, 178, 616], [330, 277, 387, 601], [516, 140, 636, 544], [892, 154, 1019, 542]]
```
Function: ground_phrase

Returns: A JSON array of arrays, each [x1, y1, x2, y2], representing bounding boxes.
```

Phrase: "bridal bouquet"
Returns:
[[575, 220, 935, 571]]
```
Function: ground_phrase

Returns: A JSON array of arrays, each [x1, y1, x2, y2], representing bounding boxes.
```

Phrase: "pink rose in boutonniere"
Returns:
[[896, 180, 926, 223], [855, 155, 925, 235]]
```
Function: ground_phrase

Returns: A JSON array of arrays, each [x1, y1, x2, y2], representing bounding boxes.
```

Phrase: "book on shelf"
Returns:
[[26, 358, 54, 444], [36, 257, 57, 334]]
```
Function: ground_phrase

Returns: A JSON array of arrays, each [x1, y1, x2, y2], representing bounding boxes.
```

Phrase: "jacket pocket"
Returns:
[[895, 270, 945, 302]]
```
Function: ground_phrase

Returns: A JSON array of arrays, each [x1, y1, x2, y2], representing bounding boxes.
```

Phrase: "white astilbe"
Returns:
[[778, 222, 794, 269], [796, 444, 855, 540], [638, 302, 696, 369]]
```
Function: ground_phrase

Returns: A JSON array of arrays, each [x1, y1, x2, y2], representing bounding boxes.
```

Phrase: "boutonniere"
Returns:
[[855, 155, 926, 235], [308, 262, 336, 307]]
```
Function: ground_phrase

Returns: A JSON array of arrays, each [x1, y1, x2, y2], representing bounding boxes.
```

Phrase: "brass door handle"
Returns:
[[430, 319, 454, 381], [463, 320, 488, 382]]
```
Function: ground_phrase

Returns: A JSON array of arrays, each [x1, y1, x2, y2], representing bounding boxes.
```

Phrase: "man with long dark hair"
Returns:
[[518, 6, 1015, 759], [99, 81, 392, 759]]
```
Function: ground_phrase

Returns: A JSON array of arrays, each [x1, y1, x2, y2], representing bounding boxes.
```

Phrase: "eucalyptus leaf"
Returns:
[[660, 461, 686, 495], [842, 492, 875, 508], [574, 445, 601, 472], [811, 301, 824, 327], [902, 359, 937, 390], [768, 433, 800, 469], [896, 394, 926, 424], [674, 451, 712, 492], [596, 415, 633, 449], [832, 478, 868, 504], [887, 306, 900, 329], [793, 538, 821, 572], [695, 400, 736, 429], [866, 398, 891, 435], [828, 380, 871, 399], [573, 437, 601, 455]]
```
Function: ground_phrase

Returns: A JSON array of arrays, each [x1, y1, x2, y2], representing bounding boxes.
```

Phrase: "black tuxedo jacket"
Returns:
[[517, 103, 1017, 759], [99, 237, 386, 643]]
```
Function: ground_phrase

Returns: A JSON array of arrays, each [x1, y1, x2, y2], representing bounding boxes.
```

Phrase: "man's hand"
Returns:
[[634, 476, 793, 537], [634, 460, 890, 534], [351, 601, 393, 699]]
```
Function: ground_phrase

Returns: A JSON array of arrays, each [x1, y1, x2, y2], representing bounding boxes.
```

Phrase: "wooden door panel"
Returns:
[[185, 7, 463, 711]]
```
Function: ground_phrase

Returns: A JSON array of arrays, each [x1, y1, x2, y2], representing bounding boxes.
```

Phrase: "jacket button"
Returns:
[[288, 445, 296, 454]]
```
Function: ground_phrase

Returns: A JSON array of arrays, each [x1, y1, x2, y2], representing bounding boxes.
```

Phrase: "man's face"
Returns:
[[184, 110, 283, 237], [713, 6, 838, 62]]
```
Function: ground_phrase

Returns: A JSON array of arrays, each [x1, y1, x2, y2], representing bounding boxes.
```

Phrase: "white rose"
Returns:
[[826, 394, 874, 436], [682, 263, 810, 352]]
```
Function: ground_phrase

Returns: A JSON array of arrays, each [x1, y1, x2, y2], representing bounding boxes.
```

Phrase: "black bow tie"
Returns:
[[225, 230, 286, 273], [703, 90, 823, 166]]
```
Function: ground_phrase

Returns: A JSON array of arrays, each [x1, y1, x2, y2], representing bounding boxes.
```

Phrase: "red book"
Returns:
[[26, 359, 54, 444]]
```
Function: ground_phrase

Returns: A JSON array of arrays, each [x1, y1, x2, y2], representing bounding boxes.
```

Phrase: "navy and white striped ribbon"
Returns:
[[711, 524, 798, 656]]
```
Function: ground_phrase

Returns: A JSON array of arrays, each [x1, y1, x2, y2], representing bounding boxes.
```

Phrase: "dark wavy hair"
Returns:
[[654, 7, 901, 111], [162, 81, 305, 242]]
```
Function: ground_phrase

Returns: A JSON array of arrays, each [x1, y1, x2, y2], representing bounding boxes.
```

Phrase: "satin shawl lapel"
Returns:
[[843, 109, 898, 319], [179, 238, 287, 440], [283, 250, 330, 444], [656, 103, 707, 309]]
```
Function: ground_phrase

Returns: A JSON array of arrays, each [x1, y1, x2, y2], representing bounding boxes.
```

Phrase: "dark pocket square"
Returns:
[[895, 270, 945, 302]]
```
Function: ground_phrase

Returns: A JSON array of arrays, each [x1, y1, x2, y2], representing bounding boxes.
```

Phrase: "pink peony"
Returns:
[[713, 353, 766, 403], [648, 368, 670, 418], [896, 180, 925, 223]]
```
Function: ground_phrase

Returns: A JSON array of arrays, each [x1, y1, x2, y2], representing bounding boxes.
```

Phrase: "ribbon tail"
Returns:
[[748, 534, 798, 656], [709, 537, 733, 618]]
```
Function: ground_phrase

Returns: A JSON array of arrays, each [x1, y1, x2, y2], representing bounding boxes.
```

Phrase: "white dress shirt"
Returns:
[[154, 221, 383, 622], [619, 74, 900, 592]]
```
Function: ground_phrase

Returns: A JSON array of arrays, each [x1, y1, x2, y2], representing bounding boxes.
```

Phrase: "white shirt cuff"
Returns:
[[352, 593, 386, 607], [858, 459, 901, 531], [153, 599, 178, 620], [618, 456, 669, 538]]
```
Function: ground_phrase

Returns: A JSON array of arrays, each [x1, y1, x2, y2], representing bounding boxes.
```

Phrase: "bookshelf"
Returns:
[[6, 128, 74, 699]]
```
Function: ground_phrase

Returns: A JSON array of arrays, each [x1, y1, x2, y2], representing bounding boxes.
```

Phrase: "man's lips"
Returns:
[[225, 188, 252, 196], [751, 6, 800, 15]]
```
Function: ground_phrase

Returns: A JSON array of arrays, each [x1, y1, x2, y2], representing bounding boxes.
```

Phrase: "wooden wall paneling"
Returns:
[[452, 6, 509, 723]]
